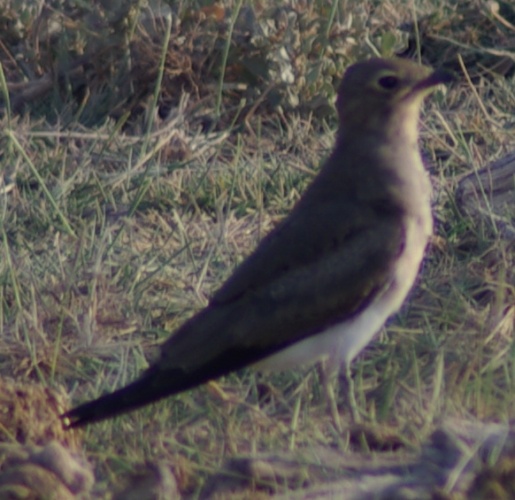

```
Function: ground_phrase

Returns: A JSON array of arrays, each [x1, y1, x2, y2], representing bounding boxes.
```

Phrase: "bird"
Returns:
[[61, 57, 452, 429]]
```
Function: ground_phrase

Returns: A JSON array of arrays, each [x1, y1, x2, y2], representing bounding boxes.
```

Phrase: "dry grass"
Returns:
[[0, 0, 514, 497]]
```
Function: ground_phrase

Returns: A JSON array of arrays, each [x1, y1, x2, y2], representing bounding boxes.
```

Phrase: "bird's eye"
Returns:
[[378, 75, 399, 89]]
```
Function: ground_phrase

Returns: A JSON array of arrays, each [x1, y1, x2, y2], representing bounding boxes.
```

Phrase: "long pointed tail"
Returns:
[[61, 365, 201, 428]]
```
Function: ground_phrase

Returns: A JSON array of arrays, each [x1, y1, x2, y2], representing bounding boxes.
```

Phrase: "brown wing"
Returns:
[[159, 197, 404, 370]]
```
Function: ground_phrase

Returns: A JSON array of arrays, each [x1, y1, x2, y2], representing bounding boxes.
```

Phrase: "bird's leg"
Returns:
[[319, 360, 342, 433], [342, 362, 362, 424]]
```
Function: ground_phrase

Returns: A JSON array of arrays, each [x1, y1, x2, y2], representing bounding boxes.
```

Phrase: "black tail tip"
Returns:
[[60, 410, 84, 429], [59, 400, 113, 429]]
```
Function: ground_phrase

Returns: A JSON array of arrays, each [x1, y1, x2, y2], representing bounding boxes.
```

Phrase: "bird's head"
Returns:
[[336, 58, 452, 138]]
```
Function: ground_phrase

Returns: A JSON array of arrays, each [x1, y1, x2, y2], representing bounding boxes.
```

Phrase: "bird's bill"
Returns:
[[414, 67, 454, 93]]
